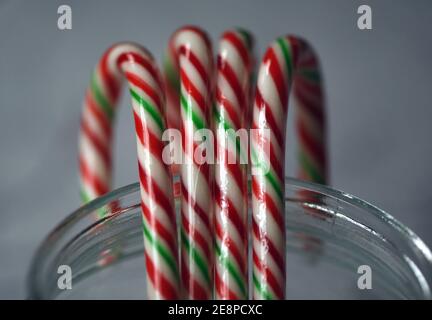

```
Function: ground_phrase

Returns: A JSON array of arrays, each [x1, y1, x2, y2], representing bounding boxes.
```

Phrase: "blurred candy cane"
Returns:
[[79, 43, 180, 299], [214, 28, 254, 299], [251, 36, 327, 299]]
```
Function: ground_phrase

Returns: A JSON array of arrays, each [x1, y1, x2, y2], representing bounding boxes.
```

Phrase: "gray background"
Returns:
[[0, 0, 431, 298]]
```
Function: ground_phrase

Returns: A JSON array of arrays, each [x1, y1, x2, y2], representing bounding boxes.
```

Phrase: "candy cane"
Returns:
[[167, 26, 214, 299], [79, 43, 180, 299], [214, 29, 254, 299], [251, 36, 327, 299]]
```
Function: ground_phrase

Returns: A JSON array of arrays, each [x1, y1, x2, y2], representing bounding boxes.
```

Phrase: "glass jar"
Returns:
[[28, 178, 432, 299]]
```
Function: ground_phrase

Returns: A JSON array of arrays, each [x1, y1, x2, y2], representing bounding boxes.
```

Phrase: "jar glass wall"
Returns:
[[28, 178, 432, 299]]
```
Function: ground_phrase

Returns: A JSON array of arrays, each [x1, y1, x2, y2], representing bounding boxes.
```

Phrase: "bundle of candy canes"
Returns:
[[78, 26, 327, 300]]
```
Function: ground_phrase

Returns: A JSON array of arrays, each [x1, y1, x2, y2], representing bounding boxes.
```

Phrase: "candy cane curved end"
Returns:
[[167, 26, 214, 300], [251, 35, 328, 300], [214, 28, 254, 300], [79, 42, 180, 299]]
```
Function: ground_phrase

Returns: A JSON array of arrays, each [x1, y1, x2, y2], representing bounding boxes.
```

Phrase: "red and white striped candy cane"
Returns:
[[214, 29, 254, 299], [79, 43, 180, 299], [251, 36, 327, 299], [168, 26, 214, 299]]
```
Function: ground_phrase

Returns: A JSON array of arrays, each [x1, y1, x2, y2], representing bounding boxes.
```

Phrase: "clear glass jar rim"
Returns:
[[28, 177, 432, 298]]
